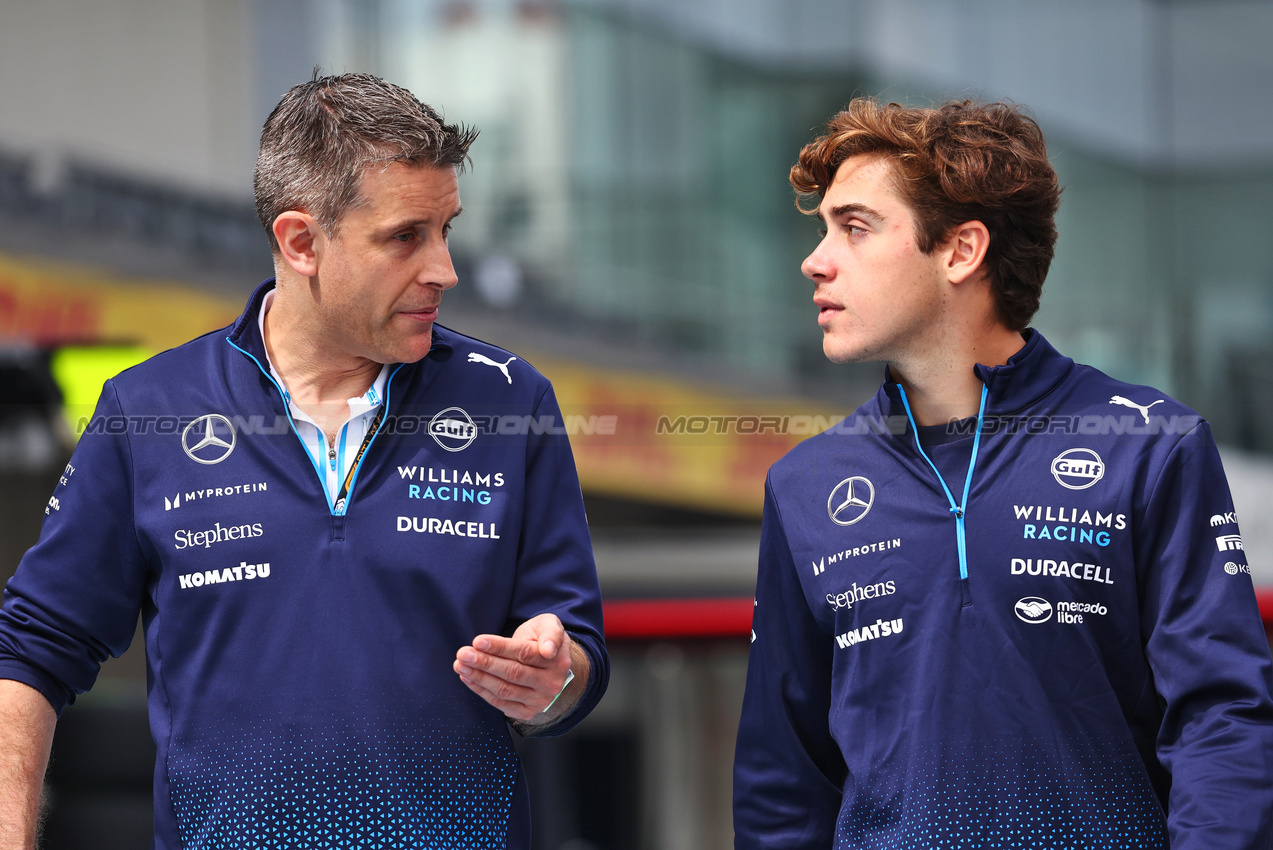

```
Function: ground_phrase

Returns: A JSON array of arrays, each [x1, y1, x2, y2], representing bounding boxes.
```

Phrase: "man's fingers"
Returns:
[[471, 634, 555, 667], [453, 658, 565, 721], [454, 658, 537, 702], [456, 646, 550, 687], [509, 613, 567, 658], [455, 670, 541, 722], [455, 618, 575, 721]]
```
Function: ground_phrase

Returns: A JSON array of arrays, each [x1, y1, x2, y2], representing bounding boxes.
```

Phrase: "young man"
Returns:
[[733, 99, 1273, 848], [0, 73, 607, 848]]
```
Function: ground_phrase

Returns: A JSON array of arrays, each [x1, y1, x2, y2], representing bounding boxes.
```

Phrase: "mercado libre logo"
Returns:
[[429, 407, 478, 452], [1014, 596, 1054, 624]]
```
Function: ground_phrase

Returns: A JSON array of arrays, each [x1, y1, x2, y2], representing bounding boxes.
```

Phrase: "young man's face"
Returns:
[[802, 154, 948, 365], [310, 161, 461, 365]]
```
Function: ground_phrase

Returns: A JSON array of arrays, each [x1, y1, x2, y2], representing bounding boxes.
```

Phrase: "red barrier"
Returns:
[[605, 592, 1273, 642], [603, 597, 754, 640]]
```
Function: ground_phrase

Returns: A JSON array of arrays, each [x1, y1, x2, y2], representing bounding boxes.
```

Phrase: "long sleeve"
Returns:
[[504, 384, 608, 736], [0, 380, 148, 713], [734, 478, 845, 849], [1138, 422, 1273, 848]]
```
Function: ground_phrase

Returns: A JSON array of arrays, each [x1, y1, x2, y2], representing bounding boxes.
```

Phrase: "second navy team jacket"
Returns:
[[0, 281, 609, 849], [734, 330, 1273, 849]]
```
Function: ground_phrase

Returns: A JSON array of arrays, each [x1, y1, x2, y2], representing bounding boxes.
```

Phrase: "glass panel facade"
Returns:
[[382, 1, 1273, 448]]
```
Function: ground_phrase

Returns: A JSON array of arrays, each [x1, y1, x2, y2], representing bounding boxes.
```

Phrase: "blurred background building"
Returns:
[[2, 1, 1272, 847]]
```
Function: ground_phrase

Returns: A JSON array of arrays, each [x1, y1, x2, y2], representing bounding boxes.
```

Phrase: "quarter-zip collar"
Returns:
[[873, 329, 1074, 606], [224, 279, 456, 517], [226, 279, 455, 382], [876, 329, 1074, 421]]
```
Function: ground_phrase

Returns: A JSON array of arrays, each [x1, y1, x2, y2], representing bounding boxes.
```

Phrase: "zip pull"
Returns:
[[898, 383, 990, 591], [331, 404, 388, 516]]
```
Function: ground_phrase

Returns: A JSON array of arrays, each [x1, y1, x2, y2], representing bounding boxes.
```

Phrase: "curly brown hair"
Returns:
[[791, 98, 1061, 331], [255, 71, 478, 254]]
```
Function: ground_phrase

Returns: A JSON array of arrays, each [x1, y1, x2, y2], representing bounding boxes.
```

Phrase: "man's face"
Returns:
[[802, 155, 948, 365], [311, 162, 461, 365]]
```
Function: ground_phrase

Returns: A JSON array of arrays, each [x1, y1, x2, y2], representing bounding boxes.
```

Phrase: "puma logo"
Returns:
[[1109, 394, 1164, 424], [468, 352, 518, 384]]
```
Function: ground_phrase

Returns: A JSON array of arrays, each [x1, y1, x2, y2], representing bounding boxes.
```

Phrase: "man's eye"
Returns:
[[393, 232, 415, 243], [817, 227, 827, 238], [442, 223, 453, 238]]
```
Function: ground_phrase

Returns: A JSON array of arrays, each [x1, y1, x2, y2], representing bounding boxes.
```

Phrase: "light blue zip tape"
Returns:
[[227, 336, 329, 503], [897, 383, 989, 582], [226, 336, 402, 516], [336, 363, 404, 516]]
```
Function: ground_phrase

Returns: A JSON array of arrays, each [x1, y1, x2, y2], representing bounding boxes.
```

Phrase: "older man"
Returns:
[[0, 73, 607, 848]]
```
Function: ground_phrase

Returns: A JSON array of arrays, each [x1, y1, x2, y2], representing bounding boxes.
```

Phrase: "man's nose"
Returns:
[[801, 241, 832, 281], [426, 245, 459, 290]]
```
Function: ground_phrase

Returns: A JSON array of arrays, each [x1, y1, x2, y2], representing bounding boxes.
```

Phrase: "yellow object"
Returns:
[[0, 248, 849, 515], [528, 353, 848, 518], [0, 248, 242, 439], [49, 345, 154, 438], [0, 250, 241, 352]]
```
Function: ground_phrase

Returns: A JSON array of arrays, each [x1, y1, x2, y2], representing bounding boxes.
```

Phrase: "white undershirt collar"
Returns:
[[258, 289, 390, 510]]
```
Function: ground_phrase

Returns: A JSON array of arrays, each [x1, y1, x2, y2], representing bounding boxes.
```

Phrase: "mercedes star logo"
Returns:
[[182, 414, 237, 465], [827, 476, 875, 526]]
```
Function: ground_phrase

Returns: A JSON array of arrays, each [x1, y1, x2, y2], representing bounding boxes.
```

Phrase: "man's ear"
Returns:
[[944, 220, 990, 285], [272, 212, 322, 278]]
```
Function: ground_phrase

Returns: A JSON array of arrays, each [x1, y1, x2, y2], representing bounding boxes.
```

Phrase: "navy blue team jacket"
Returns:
[[734, 330, 1273, 849], [0, 281, 608, 849]]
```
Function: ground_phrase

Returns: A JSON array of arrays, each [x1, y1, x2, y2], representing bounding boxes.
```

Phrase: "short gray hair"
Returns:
[[254, 71, 478, 252]]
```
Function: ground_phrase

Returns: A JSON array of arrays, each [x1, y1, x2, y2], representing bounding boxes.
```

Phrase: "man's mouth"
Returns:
[[400, 306, 439, 321], [815, 298, 843, 325]]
